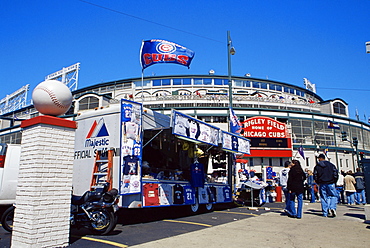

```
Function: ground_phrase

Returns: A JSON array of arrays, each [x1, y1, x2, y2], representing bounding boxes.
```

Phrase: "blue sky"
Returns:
[[1, 0, 369, 120]]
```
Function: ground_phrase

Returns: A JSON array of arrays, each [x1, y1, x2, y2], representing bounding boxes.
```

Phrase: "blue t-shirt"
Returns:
[[190, 162, 205, 187]]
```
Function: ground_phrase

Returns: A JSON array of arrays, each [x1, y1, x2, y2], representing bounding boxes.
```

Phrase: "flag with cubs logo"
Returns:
[[140, 39, 195, 70]]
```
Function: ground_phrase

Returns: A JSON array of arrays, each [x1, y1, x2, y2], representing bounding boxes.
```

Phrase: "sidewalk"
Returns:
[[131, 202, 369, 248]]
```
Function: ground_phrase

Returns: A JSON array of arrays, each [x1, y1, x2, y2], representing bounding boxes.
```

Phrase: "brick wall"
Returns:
[[11, 120, 76, 248]]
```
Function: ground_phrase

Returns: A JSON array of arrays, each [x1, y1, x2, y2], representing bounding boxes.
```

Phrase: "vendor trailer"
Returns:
[[73, 100, 250, 212]]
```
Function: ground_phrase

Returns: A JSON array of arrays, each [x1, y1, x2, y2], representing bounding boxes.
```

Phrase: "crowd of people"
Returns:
[[279, 154, 367, 219]]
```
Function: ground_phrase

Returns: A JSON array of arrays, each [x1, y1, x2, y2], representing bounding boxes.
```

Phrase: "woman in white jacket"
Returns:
[[344, 171, 356, 205]]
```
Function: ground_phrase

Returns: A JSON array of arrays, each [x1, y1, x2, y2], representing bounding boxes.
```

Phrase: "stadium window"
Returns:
[[234, 80, 244, 87], [183, 78, 191, 85], [153, 79, 161, 86], [333, 102, 346, 115], [270, 84, 282, 91], [134, 81, 143, 87], [194, 78, 202, 85], [173, 78, 182, 85], [244, 81, 252, 87], [252, 81, 261, 88], [284, 87, 294, 94], [199, 116, 211, 122], [214, 116, 227, 123], [79, 96, 99, 110], [162, 79, 170, 86], [143, 80, 151, 87], [214, 79, 224, 85], [203, 78, 212, 85], [260, 82, 268, 89], [296, 90, 305, 97]]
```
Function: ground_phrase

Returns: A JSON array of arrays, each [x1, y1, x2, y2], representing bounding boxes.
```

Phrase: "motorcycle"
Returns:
[[1, 184, 119, 235], [70, 183, 119, 235]]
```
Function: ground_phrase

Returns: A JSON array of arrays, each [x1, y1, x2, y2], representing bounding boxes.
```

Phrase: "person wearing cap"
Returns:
[[313, 154, 339, 217]]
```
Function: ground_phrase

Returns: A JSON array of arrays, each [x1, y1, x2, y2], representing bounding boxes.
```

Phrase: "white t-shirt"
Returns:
[[279, 168, 290, 187]]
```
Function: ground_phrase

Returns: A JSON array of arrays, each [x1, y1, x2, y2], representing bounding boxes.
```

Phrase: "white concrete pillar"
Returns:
[[11, 116, 77, 248]]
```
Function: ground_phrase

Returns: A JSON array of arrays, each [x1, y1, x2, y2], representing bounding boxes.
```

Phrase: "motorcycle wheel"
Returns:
[[89, 209, 117, 235], [1, 205, 15, 233]]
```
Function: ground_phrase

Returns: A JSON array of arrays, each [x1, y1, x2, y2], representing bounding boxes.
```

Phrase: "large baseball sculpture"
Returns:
[[32, 80, 73, 116]]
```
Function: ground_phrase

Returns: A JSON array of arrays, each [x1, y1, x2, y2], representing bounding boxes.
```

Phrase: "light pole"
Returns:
[[227, 31, 237, 201], [227, 30, 236, 111]]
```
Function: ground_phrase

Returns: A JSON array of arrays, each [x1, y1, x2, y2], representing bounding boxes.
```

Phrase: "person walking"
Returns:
[[336, 170, 345, 204], [353, 168, 366, 205], [313, 154, 338, 217], [307, 170, 315, 203], [287, 160, 306, 219], [279, 161, 293, 216], [344, 170, 356, 205]]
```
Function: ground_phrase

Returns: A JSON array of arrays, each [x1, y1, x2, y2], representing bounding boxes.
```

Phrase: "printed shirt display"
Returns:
[[173, 184, 184, 204], [123, 155, 140, 175], [183, 185, 195, 204], [143, 183, 159, 206], [190, 162, 205, 187]]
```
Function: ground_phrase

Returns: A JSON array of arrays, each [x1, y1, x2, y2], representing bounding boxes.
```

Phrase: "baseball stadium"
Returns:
[[0, 70, 369, 174]]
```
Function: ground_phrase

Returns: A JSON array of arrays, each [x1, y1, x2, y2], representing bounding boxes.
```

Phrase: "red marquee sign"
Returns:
[[241, 116, 292, 157]]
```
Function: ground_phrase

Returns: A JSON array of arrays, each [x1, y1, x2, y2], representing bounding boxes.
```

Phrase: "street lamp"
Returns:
[[227, 31, 237, 202], [227, 31, 236, 111]]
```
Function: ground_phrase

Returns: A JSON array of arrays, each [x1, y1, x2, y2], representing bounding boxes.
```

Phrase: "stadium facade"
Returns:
[[1, 74, 369, 173]]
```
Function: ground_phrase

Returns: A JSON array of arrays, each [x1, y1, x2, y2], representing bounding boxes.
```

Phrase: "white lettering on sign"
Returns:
[[244, 131, 286, 138]]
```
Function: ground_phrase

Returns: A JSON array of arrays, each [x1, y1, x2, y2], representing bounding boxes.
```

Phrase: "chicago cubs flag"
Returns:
[[229, 107, 242, 134], [140, 39, 195, 70]]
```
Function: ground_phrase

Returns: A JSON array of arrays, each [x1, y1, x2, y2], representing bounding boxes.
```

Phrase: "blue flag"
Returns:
[[298, 145, 305, 159], [229, 107, 242, 134], [140, 39, 195, 70]]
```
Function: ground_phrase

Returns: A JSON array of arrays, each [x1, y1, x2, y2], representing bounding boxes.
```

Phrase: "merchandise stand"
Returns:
[[73, 101, 251, 212]]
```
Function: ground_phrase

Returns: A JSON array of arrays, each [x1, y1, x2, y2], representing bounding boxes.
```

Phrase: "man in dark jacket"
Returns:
[[313, 154, 339, 217], [354, 168, 366, 205]]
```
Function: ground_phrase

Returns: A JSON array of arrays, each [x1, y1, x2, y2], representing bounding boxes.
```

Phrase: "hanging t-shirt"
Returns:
[[121, 103, 133, 122], [125, 122, 139, 140], [208, 186, 217, 203], [198, 186, 208, 204], [159, 184, 173, 206], [223, 186, 232, 202], [232, 136, 239, 151], [173, 184, 184, 204], [190, 162, 205, 187], [123, 155, 140, 175], [121, 139, 134, 157], [183, 185, 195, 205], [143, 183, 159, 206]]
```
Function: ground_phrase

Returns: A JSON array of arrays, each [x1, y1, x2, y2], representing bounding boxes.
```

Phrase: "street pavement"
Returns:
[[130, 202, 370, 248]]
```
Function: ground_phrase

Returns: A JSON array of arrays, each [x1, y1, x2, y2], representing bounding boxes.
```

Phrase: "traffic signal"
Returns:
[[341, 131, 347, 141], [359, 152, 364, 160], [353, 137, 358, 146]]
